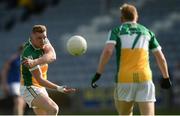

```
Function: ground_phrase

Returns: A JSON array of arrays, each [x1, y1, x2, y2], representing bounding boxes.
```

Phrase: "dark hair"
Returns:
[[120, 3, 138, 21]]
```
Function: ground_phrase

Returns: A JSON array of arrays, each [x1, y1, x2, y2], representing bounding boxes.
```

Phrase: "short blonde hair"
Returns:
[[120, 3, 138, 21], [32, 25, 47, 33]]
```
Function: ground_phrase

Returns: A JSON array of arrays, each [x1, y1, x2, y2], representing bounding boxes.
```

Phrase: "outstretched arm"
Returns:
[[153, 50, 169, 79], [23, 42, 56, 68], [96, 43, 115, 74], [91, 43, 115, 88], [34, 43, 56, 65], [30, 66, 76, 93], [153, 49, 171, 89]]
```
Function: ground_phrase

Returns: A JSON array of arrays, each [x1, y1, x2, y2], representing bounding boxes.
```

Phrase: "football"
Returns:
[[67, 35, 87, 56]]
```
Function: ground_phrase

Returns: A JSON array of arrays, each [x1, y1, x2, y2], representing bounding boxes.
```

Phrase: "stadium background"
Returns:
[[0, 0, 180, 115]]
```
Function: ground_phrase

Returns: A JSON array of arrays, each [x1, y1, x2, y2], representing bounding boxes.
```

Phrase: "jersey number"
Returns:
[[131, 33, 141, 49]]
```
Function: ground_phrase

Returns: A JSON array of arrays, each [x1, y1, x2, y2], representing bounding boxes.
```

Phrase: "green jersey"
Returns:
[[20, 39, 48, 87]]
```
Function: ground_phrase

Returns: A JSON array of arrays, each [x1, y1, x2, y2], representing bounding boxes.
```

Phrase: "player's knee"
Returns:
[[14, 97, 20, 105], [120, 111, 132, 115], [117, 106, 133, 115], [49, 104, 59, 115], [53, 105, 59, 115]]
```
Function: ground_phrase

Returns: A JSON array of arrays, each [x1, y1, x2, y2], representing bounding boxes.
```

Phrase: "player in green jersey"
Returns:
[[20, 25, 76, 115], [91, 3, 171, 115]]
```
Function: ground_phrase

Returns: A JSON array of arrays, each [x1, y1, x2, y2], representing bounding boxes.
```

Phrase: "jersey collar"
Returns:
[[122, 21, 137, 24], [29, 39, 40, 50]]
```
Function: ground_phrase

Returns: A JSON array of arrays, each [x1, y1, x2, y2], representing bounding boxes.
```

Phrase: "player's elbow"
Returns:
[[35, 76, 42, 83], [156, 53, 166, 64], [160, 57, 167, 64], [36, 76, 46, 86], [52, 54, 56, 61], [104, 48, 113, 56], [33, 73, 44, 84], [48, 53, 56, 63], [50, 55, 56, 62]]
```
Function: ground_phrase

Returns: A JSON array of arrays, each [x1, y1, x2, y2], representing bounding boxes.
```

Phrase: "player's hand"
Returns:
[[160, 78, 172, 89], [57, 86, 77, 93], [91, 73, 101, 88], [63, 87, 77, 94], [22, 57, 36, 68]]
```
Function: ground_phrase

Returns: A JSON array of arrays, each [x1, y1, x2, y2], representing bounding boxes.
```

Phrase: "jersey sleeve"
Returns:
[[20, 48, 39, 71], [20, 48, 31, 62], [106, 27, 120, 45], [149, 31, 161, 52]]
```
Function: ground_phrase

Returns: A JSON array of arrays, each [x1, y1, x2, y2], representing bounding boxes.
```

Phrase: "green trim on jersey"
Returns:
[[21, 41, 44, 86], [131, 32, 141, 49], [107, 22, 161, 83], [149, 31, 160, 50], [118, 23, 150, 36], [115, 34, 121, 82]]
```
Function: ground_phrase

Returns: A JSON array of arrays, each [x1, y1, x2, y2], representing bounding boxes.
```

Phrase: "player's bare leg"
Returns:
[[115, 100, 134, 115], [32, 93, 59, 115], [138, 102, 154, 115], [13, 96, 26, 115], [33, 108, 47, 115]]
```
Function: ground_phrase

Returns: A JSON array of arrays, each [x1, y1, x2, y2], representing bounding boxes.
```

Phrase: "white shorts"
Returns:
[[20, 85, 49, 108], [9, 82, 20, 96], [114, 81, 156, 102]]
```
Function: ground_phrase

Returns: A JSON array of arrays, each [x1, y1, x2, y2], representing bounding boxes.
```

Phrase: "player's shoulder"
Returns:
[[136, 23, 154, 36], [20, 42, 35, 61], [112, 23, 132, 34], [111, 25, 121, 34], [22, 42, 33, 55], [136, 23, 149, 31]]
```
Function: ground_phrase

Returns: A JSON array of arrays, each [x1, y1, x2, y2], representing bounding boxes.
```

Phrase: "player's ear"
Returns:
[[30, 34, 33, 39], [31, 32, 36, 39], [120, 16, 124, 23]]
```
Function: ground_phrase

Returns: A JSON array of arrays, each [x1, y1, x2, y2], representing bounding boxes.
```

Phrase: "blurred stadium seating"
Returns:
[[0, 0, 180, 115]]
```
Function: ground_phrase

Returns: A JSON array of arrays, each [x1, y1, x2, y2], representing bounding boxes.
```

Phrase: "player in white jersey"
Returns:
[[91, 3, 172, 115]]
